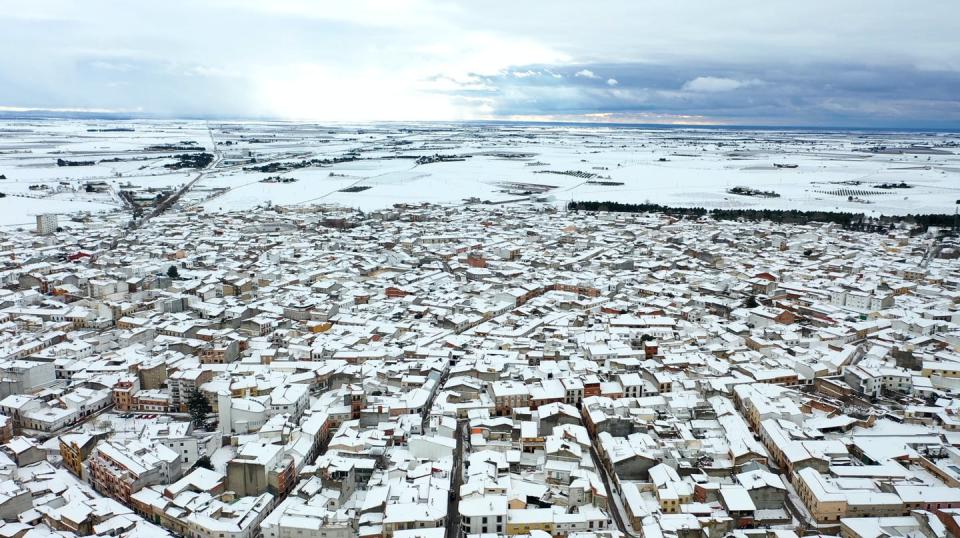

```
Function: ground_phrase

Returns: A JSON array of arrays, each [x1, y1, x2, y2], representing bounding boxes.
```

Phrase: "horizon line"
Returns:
[[0, 109, 957, 133]]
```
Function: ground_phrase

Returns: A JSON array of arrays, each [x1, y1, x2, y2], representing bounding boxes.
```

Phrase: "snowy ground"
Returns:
[[1, 120, 957, 228]]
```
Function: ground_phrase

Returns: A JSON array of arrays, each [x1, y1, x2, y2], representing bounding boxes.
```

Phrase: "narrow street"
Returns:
[[782, 476, 816, 532], [446, 420, 467, 538], [413, 360, 461, 537], [588, 444, 637, 538]]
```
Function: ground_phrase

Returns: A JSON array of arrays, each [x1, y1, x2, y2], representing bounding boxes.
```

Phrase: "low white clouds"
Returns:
[[573, 71, 618, 87], [422, 73, 495, 92], [681, 76, 762, 92], [495, 111, 718, 125]]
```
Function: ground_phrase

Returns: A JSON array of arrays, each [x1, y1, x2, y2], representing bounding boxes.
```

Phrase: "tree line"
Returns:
[[567, 201, 956, 232]]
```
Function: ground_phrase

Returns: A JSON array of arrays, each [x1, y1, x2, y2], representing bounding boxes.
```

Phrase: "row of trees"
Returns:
[[567, 201, 956, 232], [568, 201, 708, 217], [243, 154, 360, 173]]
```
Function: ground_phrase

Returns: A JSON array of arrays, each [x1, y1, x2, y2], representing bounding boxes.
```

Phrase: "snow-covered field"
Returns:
[[1, 119, 957, 228]]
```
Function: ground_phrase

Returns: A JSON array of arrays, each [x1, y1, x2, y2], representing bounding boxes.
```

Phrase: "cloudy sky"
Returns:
[[2, 0, 959, 126]]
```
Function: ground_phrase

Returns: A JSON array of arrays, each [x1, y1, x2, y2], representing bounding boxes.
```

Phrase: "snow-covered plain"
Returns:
[[1, 119, 957, 228]]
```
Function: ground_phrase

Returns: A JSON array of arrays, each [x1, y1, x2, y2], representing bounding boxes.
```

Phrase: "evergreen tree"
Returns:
[[195, 455, 213, 470], [167, 265, 180, 279], [187, 388, 212, 428]]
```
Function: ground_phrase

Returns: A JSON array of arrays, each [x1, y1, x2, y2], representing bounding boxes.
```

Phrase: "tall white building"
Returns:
[[36, 213, 58, 235]]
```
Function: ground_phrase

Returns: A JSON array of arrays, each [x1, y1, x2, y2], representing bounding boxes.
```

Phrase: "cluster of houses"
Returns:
[[0, 200, 955, 538]]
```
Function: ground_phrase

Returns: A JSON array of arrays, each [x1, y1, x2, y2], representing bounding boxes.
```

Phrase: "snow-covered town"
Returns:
[[0, 188, 957, 538], [4, 0, 960, 536]]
